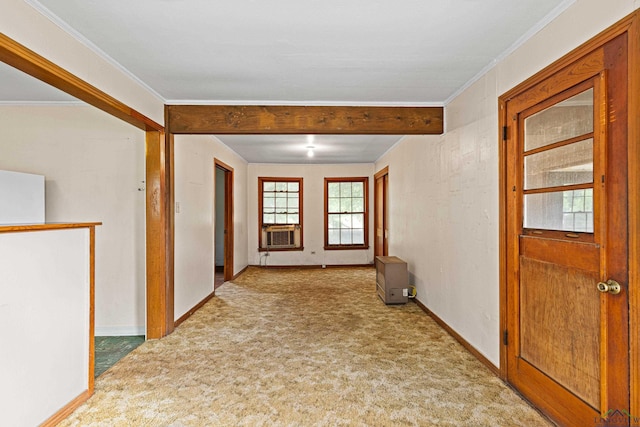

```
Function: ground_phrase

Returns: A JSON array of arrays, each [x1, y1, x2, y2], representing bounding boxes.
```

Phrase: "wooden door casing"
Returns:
[[374, 167, 389, 257], [502, 34, 629, 427], [215, 159, 234, 282]]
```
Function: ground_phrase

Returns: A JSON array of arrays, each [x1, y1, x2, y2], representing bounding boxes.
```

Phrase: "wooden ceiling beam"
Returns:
[[166, 105, 443, 135]]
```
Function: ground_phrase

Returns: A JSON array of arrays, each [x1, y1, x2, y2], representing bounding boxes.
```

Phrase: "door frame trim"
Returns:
[[498, 9, 640, 417], [214, 159, 234, 281], [374, 166, 389, 257]]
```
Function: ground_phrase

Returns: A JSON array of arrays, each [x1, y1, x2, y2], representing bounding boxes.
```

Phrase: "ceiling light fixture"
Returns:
[[306, 134, 315, 158]]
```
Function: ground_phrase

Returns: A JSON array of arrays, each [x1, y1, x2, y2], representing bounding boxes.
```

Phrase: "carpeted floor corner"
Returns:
[[59, 267, 552, 426]]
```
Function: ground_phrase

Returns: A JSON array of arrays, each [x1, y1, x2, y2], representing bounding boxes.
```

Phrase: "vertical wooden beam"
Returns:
[[145, 130, 173, 338], [166, 132, 175, 333], [88, 225, 96, 392]]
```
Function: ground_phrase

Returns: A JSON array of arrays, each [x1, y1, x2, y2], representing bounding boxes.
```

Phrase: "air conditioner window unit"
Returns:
[[262, 224, 301, 249]]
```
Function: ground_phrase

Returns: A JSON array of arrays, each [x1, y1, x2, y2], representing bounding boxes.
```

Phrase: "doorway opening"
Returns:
[[214, 159, 234, 285], [374, 166, 389, 257]]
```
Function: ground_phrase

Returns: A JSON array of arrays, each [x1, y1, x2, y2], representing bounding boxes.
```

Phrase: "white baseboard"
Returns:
[[95, 326, 145, 337]]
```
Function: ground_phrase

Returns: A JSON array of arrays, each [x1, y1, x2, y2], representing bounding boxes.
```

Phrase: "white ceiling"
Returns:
[[212, 134, 404, 164], [4, 0, 574, 163]]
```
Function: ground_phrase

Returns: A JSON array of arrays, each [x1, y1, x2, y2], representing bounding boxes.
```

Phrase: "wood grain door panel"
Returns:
[[520, 255, 601, 409]]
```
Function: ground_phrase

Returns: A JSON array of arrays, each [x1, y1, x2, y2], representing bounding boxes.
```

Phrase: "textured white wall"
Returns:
[[0, 228, 90, 426], [1, 0, 164, 124], [376, 0, 639, 367], [174, 135, 248, 321], [247, 163, 375, 267], [0, 105, 146, 336]]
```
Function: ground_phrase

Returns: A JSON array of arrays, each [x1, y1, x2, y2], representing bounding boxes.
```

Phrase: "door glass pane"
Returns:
[[524, 89, 593, 151], [524, 189, 593, 232], [524, 139, 593, 190]]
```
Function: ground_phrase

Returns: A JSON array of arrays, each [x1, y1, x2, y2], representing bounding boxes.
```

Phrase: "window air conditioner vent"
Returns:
[[262, 225, 300, 249]]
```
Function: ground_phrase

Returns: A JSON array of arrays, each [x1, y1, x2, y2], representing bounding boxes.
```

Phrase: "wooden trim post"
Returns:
[[145, 130, 173, 338]]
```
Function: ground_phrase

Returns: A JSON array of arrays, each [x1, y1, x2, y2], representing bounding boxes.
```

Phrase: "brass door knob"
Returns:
[[597, 279, 621, 295]]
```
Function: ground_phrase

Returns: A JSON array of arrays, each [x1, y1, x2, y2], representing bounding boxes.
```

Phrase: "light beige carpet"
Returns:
[[60, 267, 552, 426]]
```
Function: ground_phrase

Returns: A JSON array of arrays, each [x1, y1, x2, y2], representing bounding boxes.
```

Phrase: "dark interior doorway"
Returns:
[[214, 159, 234, 285]]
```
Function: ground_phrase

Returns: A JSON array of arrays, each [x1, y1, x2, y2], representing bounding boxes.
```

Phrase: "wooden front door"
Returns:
[[503, 34, 629, 426], [374, 167, 389, 257]]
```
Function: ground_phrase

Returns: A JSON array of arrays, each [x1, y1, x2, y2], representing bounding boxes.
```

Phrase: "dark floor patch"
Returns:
[[95, 336, 145, 378], [215, 266, 224, 289]]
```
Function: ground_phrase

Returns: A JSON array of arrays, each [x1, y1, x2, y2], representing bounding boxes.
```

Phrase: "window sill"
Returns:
[[324, 245, 369, 251], [258, 247, 304, 252]]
